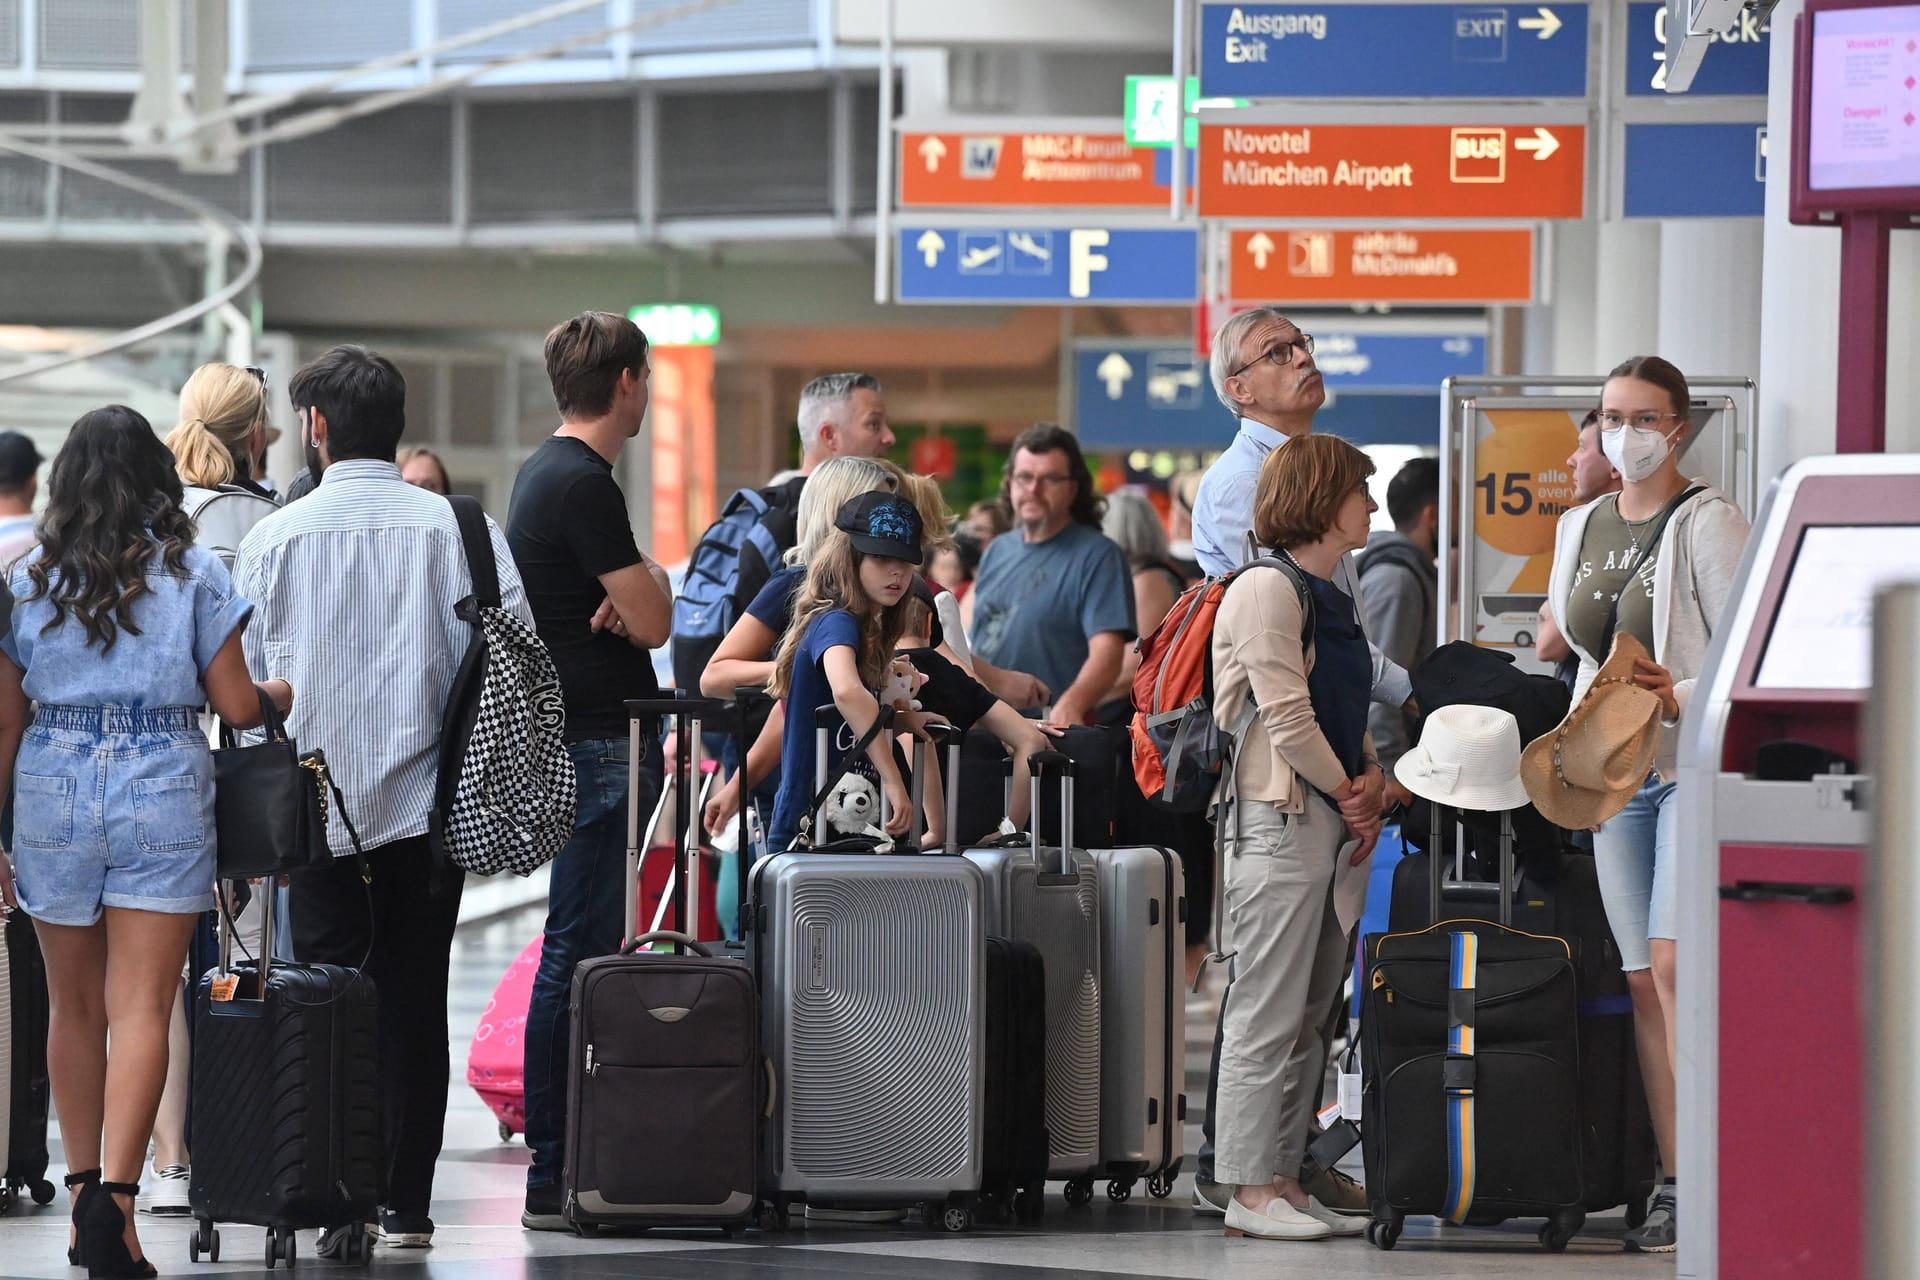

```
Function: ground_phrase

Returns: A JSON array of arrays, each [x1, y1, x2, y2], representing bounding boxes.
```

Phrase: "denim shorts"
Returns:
[[1592, 771, 1679, 973], [10, 705, 217, 926]]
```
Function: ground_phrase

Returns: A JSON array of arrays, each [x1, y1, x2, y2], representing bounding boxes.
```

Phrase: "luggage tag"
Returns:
[[209, 973, 240, 1003], [1338, 1043, 1363, 1121]]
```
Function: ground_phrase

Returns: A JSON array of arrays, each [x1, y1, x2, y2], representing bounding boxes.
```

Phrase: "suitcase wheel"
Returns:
[[1366, 1216, 1403, 1250], [1146, 1173, 1173, 1200], [756, 1203, 790, 1233], [930, 1199, 972, 1234], [1105, 1179, 1133, 1203], [1539, 1210, 1583, 1252], [498, 1120, 514, 1143], [1062, 1177, 1094, 1208], [189, 1220, 219, 1263], [29, 1178, 55, 1206], [0, 1187, 12, 1216]]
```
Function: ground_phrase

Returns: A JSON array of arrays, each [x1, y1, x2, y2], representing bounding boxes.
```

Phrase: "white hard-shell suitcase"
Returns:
[[747, 709, 987, 1232], [963, 750, 1104, 1203]]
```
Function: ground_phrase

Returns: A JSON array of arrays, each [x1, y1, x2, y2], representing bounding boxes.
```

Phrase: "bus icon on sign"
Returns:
[[1450, 127, 1507, 183], [962, 137, 1003, 179]]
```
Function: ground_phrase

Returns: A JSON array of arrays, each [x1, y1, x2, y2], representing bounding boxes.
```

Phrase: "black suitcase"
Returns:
[[1389, 823, 1658, 1227], [563, 695, 759, 1235], [1360, 810, 1586, 1253], [940, 720, 1120, 848], [981, 935, 1049, 1223], [187, 896, 381, 1267], [2, 911, 55, 1215]]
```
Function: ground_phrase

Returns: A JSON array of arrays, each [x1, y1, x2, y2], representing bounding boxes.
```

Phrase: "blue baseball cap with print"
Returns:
[[835, 492, 924, 565]]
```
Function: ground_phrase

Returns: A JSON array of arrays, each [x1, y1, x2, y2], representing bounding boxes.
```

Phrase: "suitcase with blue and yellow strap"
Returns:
[[1359, 808, 1585, 1252]]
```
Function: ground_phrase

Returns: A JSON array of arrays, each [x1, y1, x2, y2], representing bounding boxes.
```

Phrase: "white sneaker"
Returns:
[[1302, 1197, 1366, 1236], [140, 1165, 190, 1216], [1223, 1195, 1332, 1241]]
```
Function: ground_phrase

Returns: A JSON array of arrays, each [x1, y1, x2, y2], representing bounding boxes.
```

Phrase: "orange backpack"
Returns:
[[1128, 556, 1312, 813]]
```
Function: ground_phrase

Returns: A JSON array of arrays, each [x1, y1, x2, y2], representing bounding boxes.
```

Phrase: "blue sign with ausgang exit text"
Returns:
[[1199, 2, 1590, 99]]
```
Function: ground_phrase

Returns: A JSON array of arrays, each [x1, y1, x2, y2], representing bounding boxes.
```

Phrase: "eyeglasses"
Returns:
[[1010, 472, 1073, 491], [1595, 410, 1682, 432], [244, 365, 268, 392], [1228, 334, 1315, 379]]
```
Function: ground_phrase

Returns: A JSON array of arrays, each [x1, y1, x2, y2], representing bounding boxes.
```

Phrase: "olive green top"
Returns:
[[1563, 495, 1660, 659]]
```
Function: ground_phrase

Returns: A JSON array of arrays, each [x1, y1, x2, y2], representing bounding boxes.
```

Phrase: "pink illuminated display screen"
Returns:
[[1806, 3, 1920, 190]]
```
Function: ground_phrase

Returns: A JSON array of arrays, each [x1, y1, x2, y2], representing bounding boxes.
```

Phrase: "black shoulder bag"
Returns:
[[212, 688, 337, 879]]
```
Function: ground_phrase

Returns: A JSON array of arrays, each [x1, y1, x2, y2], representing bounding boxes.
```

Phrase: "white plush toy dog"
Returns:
[[818, 773, 892, 851]]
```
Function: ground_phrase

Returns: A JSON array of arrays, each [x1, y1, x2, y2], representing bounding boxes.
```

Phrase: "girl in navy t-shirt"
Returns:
[[765, 493, 926, 852]]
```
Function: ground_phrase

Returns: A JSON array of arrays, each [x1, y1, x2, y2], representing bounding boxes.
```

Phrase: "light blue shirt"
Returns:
[[1190, 419, 1413, 709], [233, 460, 532, 857]]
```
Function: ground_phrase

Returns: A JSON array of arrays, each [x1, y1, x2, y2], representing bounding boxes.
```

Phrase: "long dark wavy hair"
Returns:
[[23, 405, 196, 651]]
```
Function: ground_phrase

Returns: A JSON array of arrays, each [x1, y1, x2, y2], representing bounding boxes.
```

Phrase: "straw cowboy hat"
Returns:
[[1520, 633, 1664, 829], [1395, 704, 1532, 813]]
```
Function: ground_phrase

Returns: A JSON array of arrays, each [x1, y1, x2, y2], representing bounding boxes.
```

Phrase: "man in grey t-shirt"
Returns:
[[965, 424, 1135, 727]]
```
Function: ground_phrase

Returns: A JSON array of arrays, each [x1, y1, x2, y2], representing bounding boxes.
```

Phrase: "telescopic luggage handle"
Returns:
[[1427, 802, 1516, 927], [1029, 748, 1076, 875], [811, 704, 897, 843], [625, 692, 723, 951], [732, 687, 772, 906]]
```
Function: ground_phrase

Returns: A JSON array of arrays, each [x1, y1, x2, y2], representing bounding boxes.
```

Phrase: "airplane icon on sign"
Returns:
[[958, 232, 1005, 274], [1008, 231, 1053, 275]]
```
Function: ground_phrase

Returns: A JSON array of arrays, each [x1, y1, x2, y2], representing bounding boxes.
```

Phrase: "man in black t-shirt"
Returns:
[[506, 312, 673, 1230]]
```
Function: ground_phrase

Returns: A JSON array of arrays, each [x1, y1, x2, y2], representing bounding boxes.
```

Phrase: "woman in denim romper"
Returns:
[[0, 406, 291, 1279]]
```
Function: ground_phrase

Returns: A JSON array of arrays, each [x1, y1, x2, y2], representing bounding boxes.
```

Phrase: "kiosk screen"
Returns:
[[1806, 3, 1920, 193], [1755, 525, 1920, 689]]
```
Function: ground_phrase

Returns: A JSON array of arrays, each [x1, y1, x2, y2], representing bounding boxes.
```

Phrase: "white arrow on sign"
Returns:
[[1246, 232, 1276, 270], [1514, 127, 1560, 161], [916, 230, 946, 268], [1517, 6, 1563, 38], [1096, 353, 1135, 400], [918, 136, 948, 173], [1442, 337, 1473, 356]]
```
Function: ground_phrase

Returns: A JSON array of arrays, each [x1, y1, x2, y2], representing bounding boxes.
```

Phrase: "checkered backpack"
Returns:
[[433, 496, 577, 877]]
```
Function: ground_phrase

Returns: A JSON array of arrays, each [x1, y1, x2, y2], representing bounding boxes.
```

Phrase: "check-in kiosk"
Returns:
[[1677, 455, 1920, 1280]]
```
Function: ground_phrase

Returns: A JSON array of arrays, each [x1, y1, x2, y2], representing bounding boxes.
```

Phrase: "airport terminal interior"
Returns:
[[2, 0, 1920, 1278]]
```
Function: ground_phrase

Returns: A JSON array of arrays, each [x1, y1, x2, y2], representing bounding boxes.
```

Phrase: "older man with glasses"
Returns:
[[1187, 307, 1417, 1221]]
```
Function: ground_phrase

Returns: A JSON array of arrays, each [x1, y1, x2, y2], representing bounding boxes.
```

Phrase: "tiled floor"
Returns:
[[0, 907, 1667, 1279]]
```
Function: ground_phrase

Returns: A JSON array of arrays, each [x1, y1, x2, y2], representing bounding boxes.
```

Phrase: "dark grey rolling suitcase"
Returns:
[[1, 912, 55, 1215], [187, 891, 382, 1267], [750, 708, 987, 1232], [563, 696, 760, 1235], [963, 750, 1103, 1205]]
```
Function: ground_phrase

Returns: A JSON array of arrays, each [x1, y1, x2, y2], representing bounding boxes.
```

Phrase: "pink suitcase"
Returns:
[[468, 936, 541, 1140]]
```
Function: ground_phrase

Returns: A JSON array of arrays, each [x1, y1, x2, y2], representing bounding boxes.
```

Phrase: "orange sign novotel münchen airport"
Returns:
[[1230, 228, 1536, 304], [899, 131, 1175, 208], [1198, 123, 1586, 219]]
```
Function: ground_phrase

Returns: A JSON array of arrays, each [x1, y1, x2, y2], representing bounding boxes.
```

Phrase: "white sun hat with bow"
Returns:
[[1394, 703, 1533, 814]]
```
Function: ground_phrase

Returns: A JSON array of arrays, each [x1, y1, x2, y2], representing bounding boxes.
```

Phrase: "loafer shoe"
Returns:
[[1223, 1195, 1332, 1241], [1192, 1175, 1230, 1217], [1303, 1197, 1367, 1236]]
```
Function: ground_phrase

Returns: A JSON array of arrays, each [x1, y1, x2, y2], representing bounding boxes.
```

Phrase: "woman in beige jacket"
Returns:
[[1209, 433, 1384, 1243]]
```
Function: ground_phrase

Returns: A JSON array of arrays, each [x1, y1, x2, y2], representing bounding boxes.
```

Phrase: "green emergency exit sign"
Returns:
[[627, 304, 721, 346], [1123, 76, 1248, 149]]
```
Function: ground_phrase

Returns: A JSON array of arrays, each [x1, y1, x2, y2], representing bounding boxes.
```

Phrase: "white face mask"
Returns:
[[1600, 423, 1677, 484]]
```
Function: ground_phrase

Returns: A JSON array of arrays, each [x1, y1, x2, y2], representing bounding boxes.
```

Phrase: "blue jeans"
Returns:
[[523, 736, 663, 1190]]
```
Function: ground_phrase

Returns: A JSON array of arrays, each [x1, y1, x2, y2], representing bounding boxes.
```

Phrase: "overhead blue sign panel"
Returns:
[[895, 226, 1198, 305], [1199, 3, 1590, 99], [1074, 334, 1483, 449], [1625, 1, 1770, 96], [1622, 123, 1767, 218]]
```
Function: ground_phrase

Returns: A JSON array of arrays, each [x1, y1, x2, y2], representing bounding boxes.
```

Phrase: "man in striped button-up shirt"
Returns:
[[235, 345, 530, 1251]]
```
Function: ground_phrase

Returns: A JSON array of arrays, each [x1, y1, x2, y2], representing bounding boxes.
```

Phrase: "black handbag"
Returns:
[[211, 688, 332, 880]]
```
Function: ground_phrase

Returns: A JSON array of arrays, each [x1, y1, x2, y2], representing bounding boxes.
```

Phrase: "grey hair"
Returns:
[[1101, 488, 1171, 566], [786, 455, 899, 566], [796, 372, 883, 455], [1209, 306, 1293, 414]]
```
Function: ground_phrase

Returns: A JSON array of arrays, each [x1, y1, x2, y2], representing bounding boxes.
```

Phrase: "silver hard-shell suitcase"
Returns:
[[963, 750, 1103, 1203], [747, 710, 987, 1232], [1089, 841, 1186, 1201]]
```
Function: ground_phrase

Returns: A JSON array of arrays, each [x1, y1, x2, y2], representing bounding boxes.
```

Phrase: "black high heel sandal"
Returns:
[[64, 1169, 100, 1268], [81, 1181, 157, 1280]]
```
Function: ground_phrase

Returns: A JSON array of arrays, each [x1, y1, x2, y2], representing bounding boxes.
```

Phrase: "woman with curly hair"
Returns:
[[0, 406, 290, 1278]]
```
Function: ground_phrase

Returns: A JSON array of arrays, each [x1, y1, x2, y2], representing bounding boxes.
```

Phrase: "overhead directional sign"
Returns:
[[1231, 227, 1535, 302], [1124, 76, 1250, 148], [1198, 121, 1585, 218], [900, 131, 1176, 208], [1199, 3, 1590, 99], [1627, 1, 1770, 95], [1622, 123, 1767, 217], [896, 225, 1199, 304], [1074, 336, 1482, 448]]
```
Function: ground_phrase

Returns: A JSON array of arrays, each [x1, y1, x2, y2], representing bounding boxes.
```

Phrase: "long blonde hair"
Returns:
[[895, 471, 955, 557], [165, 363, 265, 489], [769, 531, 914, 700], [786, 455, 898, 566]]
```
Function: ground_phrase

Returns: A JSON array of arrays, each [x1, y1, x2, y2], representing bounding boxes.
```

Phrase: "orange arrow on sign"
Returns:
[[1198, 123, 1585, 219]]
